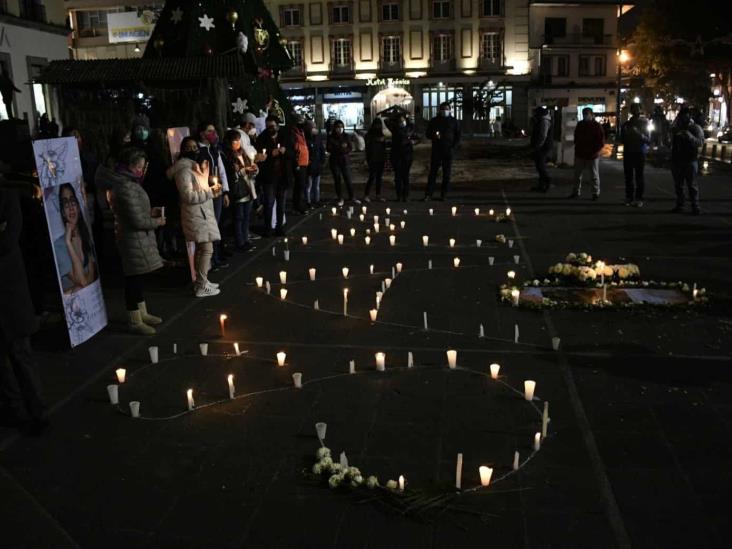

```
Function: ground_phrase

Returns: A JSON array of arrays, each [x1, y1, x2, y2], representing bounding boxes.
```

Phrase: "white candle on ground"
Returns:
[[314, 299, 319, 310], [129, 401, 140, 418], [385, 218, 391, 226], [362, 206, 367, 214], [506, 207, 512, 216], [219, 314, 227, 336], [489, 257, 495, 266], [429, 208, 434, 215], [255, 276, 264, 288], [422, 235, 429, 247], [391, 266, 395, 279], [107, 384, 118, 405], [375, 352, 386, 371], [428, 259, 433, 269], [279, 271, 287, 284], [342, 267, 349, 279], [373, 215, 379, 223], [365, 235, 371, 245], [507, 270, 516, 280], [423, 311, 428, 331], [265, 281, 271, 295], [331, 228, 338, 240], [398, 475, 405, 491], [446, 349, 457, 369], [389, 235, 396, 246], [400, 220, 406, 229], [331, 207, 337, 215], [511, 288, 520, 307], [542, 401, 550, 438], [396, 262, 403, 274], [513, 451, 520, 470], [359, 214, 365, 222], [342, 288, 349, 316], [292, 372, 303, 388], [449, 238, 456, 247], [479, 466, 493, 487], [374, 223, 380, 233], [337, 234, 344, 245], [376, 291, 382, 308], [280, 288, 288, 300], [384, 278, 392, 289], [514, 255, 520, 264], [476, 239, 482, 247], [451, 206, 457, 216], [199, 342, 208, 356], [508, 239, 514, 248], [227, 374, 235, 399], [148, 346, 158, 364], [524, 380, 536, 401], [489, 208, 494, 215], [369, 309, 378, 322], [233, 342, 240, 356], [309, 268, 316, 281], [186, 388, 195, 411], [455, 453, 463, 489], [386, 207, 391, 215], [474, 208, 480, 216], [533, 432, 541, 451], [349, 360, 356, 374], [479, 324, 485, 338], [350, 227, 356, 237], [389, 224, 395, 232], [514, 324, 519, 343], [369, 264, 374, 274], [597, 261, 605, 286], [490, 363, 500, 379], [408, 351, 414, 368], [115, 368, 126, 384], [173, 343, 177, 354], [284, 250, 290, 261], [381, 280, 386, 292], [602, 284, 608, 302], [301, 236, 308, 245], [276, 351, 287, 366], [453, 257, 461, 268]]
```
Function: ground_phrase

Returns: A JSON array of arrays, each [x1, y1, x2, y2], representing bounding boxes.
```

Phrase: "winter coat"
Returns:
[[169, 158, 221, 243], [365, 132, 387, 166], [426, 115, 461, 154], [671, 122, 705, 164], [621, 116, 650, 154], [0, 187, 38, 342], [103, 166, 163, 277], [390, 123, 416, 163], [306, 133, 327, 176], [255, 129, 295, 188], [530, 113, 553, 153], [327, 132, 353, 166], [574, 120, 605, 160]]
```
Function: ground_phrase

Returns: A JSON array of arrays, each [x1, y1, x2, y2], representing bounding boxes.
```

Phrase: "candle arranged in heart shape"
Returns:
[[337, 234, 344, 245], [364, 236, 371, 245], [350, 227, 356, 237], [279, 271, 287, 284], [331, 228, 338, 240], [449, 238, 456, 247], [115, 368, 126, 384], [524, 380, 536, 401], [490, 363, 500, 379], [389, 235, 396, 246], [277, 351, 286, 366], [255, 276, 264, 288], [280, 288, 288, 300]]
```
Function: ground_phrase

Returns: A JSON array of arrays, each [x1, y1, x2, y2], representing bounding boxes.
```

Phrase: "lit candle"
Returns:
[[374, 223, 380, 233], [362, 205, 367, 214], [453, 257, 461, 268], [280, 288, 288, 300], [227, 374, 235, 399], [507, 270, 516, 280], [218, 313, 228, 335], [451, 206, 457, 216], [398, 475, 405, 492], [255, 276, 264, 288], [337, 234, 344, 245], [309, 267, 316, 281], [233, 342, 240, 356], [369, 264, 374, 275], [349, 360, 356, 374], [148, 346, 158, 364], [389, 223, 395, 232], [369, 308, 378, 322], [384, 278, 392, 289], [331, 228, 338, 240], [199, 342, 208, 356], [511, 288, 520, 306], [407, 351, 414, 368], [489, 208, 494, 216], [449, 238, 456, 247], [364, 235, 371, 245], [506, 207, 512, 216], [342, 288, 348, 316], [276, 351, 286, 366], [479, 323, 485, 338], [474, 208, 480, 216], [524, 380, 536, 401], [476, 239, 482, 247], [455, 453, 463, 488], [396, 262, 403, 274], [350, 227, 356, 237], [292, 372, 303, 388], [596, 261, 605, 286], [301, 236, 308, 245], [389, 235, 396, 246], [376, 291, 382, 308], [375, 352, 386, 371], [115, 368, 126, 384], [533, 432, 541, 451], [400, 220, 406, 229], [422, 235, 429, 247], [331, 207, 337, 216], [479, 466, 493, 487], [490, 363, 500, 379], [429, 208, 434, 215], [186, 388, 195, 411], [373, 215, 379, 223], [403, 209, 407, 215], [542, 401, 550, 438], [385, 207, 391, 215], [342, 267, 349, 279], [446, 349, 457, 369], [513, 451, 520, 470], [265, 281, 271, 294], [359, 214, 365, 222]]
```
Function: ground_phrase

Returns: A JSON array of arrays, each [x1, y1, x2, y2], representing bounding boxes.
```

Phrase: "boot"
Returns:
[[128, 309, 156, 335], [137, 301, 162, 325]]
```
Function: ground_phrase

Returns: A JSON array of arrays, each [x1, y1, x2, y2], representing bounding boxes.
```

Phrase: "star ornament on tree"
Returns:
[[232, 97, 248, 114], [199, 14, 215, 31], [170, 7, 183, 24]]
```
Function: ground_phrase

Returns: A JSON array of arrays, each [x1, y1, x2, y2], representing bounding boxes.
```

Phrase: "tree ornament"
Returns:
[[153, 37, 165, 50], [226, 9, 239, 29], [199, 13, 215, 31], [232, 97, 248, 114], [253, 17, 270, 53], [170, 7, 183, 24], [236, 32, 249, 54]]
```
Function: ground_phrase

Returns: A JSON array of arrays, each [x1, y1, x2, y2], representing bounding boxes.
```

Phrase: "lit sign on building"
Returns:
[[366, 78, 411, 88]]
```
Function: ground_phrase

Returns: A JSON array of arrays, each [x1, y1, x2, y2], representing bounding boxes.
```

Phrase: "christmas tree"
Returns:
[[144, 0, 294, 122]]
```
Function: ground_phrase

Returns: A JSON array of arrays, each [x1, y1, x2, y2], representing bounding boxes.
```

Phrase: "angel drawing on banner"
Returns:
[[36, 139, 68, 189]]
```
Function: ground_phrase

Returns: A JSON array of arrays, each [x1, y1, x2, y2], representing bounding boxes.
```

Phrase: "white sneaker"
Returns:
[[353, 198, 361, 204], [206, 280, 220, 289], [195, 285, 221, 298], [337, 200, 344, 207], [363, 196, 371, 203]]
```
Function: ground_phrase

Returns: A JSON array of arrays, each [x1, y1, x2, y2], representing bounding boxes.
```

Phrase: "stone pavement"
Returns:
[[1, 142, 731, 549]]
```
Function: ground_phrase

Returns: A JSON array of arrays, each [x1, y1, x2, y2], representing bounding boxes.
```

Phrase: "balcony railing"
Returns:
[[430, 58, 456, 73], [379, 58, 404, 73], [479, 57, 502, 71], [329, 61, 354, 75], [542, 33, 615, 47]]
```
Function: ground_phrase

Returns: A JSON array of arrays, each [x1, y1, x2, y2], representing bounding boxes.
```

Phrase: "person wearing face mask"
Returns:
[[364, 118, 387, 202], [221, 129, 257, 252], [305, 119, 326, 207], [570, 107, 605, 200], [255, 115, 294, 236], [388, 114, 417, 202], [670, 106, 705, 214], [289, 112, 310, 213], [425, 101, 461, 201], [326, 120, 359, 206], [170, 136, 222, 297], [105, 147, 166, 335], [197, 122, 230, 270]]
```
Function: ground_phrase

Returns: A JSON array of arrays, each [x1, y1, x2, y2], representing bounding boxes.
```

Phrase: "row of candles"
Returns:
[[331, 204, 512, 218]]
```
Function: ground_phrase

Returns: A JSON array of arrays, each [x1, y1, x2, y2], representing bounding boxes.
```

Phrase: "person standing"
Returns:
[[255, 115, 293, 236], [424, 101, 461, 201], [363, 118, 387, 202], [327, 120, 358, 206], [103, 148, 166, 334], [570, 107, 605, 200], [234, 113, 266, 241], [197, 122, 230, 270], [0, 186, 48, 434], [620, 104, 650, 207], [170, 137, 222, 297], [305, 119, 326, 208], [529, 106, 553, 192], [0, 66, 20, 119], [290, 113, 310, 213], [221, 130, 256, 252], [670, 106, 705, 215], [389, 114, 416, 202]]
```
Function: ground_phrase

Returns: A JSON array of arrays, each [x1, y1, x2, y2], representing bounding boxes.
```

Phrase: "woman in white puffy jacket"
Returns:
[[168, 136, 222, 297]]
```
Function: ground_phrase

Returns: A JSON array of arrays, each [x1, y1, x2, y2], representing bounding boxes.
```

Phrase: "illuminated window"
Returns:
[[333, 38, 352, 66], [382, 36, 401, 64], [287, 41, 303, 67], [433, 34, 452, 61]]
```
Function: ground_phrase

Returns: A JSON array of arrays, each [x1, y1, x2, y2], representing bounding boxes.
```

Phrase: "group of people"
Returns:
[[529, 104, 705, 213]]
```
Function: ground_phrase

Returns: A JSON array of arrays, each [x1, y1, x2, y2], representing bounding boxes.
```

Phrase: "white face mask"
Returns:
[[441, 110, 451, 117], [247, 127, 257, 136]]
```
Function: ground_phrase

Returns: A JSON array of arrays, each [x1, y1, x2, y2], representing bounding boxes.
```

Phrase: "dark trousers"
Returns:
[[534, 150, 551, 189], [262, 181, 287, 233], [0, 336, 46, 420], [394, 157, 412, 201], [124, 274, 145, 311], [292, 167, 307, 210], [233, 200, 252, 246], [426, 150, 453, 198], [211, 195, 223, 264], [364, 161, 385, 197], [671, 161, 700, 209], [623, 151, 646, 201], [331, 161, 354, 200]]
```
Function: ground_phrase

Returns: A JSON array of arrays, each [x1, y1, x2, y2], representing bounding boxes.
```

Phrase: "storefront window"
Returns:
[[323, 102, 364, 129]]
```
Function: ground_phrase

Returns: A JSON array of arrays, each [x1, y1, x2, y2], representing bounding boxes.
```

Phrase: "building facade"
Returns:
[[268, 0, 533, 131], [0, 0, 68, 131]]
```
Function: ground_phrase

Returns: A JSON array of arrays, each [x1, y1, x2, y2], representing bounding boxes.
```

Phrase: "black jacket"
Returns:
[[306, 133, 326, 176], [326, 132, 352, 165], [365, 132, 387, 165], [426, 115, 461, 154], [255, 129, 294, 187], [620, 116, 650, 154]]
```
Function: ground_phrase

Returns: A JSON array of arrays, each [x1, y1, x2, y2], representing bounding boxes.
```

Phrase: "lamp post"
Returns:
[[614, 49, 630, 158]]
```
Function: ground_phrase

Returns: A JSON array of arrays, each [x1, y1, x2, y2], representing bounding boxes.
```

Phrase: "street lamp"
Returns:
[[614, 49, 631, 158]]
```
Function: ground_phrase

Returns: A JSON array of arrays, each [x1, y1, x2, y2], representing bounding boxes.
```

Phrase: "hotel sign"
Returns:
[[366, 77, 411, 88]]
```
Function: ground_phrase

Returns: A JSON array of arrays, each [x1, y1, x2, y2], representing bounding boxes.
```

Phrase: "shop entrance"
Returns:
[[370, 87, 414, 121]]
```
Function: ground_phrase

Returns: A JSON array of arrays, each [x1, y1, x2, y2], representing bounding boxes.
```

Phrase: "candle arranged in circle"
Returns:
[[331, 228, 338, 240], [276, 351, 286, 366], [375, 352, 386, 371], [453, 257, 461, 268], [309, 268, 316, 281], [490, 363, 500, 379], [279, 271, 287, 284], [255, 276, 264, 288], [524, 380, 536, 401], [479, 466, 493, 487], [280, 288, 288, 300], [115, 368, 126, 384]]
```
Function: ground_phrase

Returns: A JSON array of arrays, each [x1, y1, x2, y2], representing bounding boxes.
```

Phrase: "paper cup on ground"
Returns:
[[129, 401, 141, 418], [489, 256, 495, 266], [199, 343, 208, 356], [107, 384, 119, 405], [552, 337, 561, 351], [148, 346, 159, 364], [292, 372, 303, 389], [316, 422, 327, 441], [284, 250, 290, 261]]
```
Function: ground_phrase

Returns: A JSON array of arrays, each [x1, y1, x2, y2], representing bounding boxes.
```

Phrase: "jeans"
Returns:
[[671, 161, 699, 209], [330, 160, 354, 200], [307, 174, 321, 204], [211, 195, 223, 264], [194, 241, 213, 289], [393, 157, 412, 201], [574, 157, 600, 196], [364, 161, 385, 197], [233, 200, 252, 247], [534, 149, 551, 189], [426, 150, 453, 197], [293, 167, 307, 210], [0, 336, 46, 421], [623, 151, 646, 201], [124, 274, 145, 311], [262, 181, 287, 232]]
